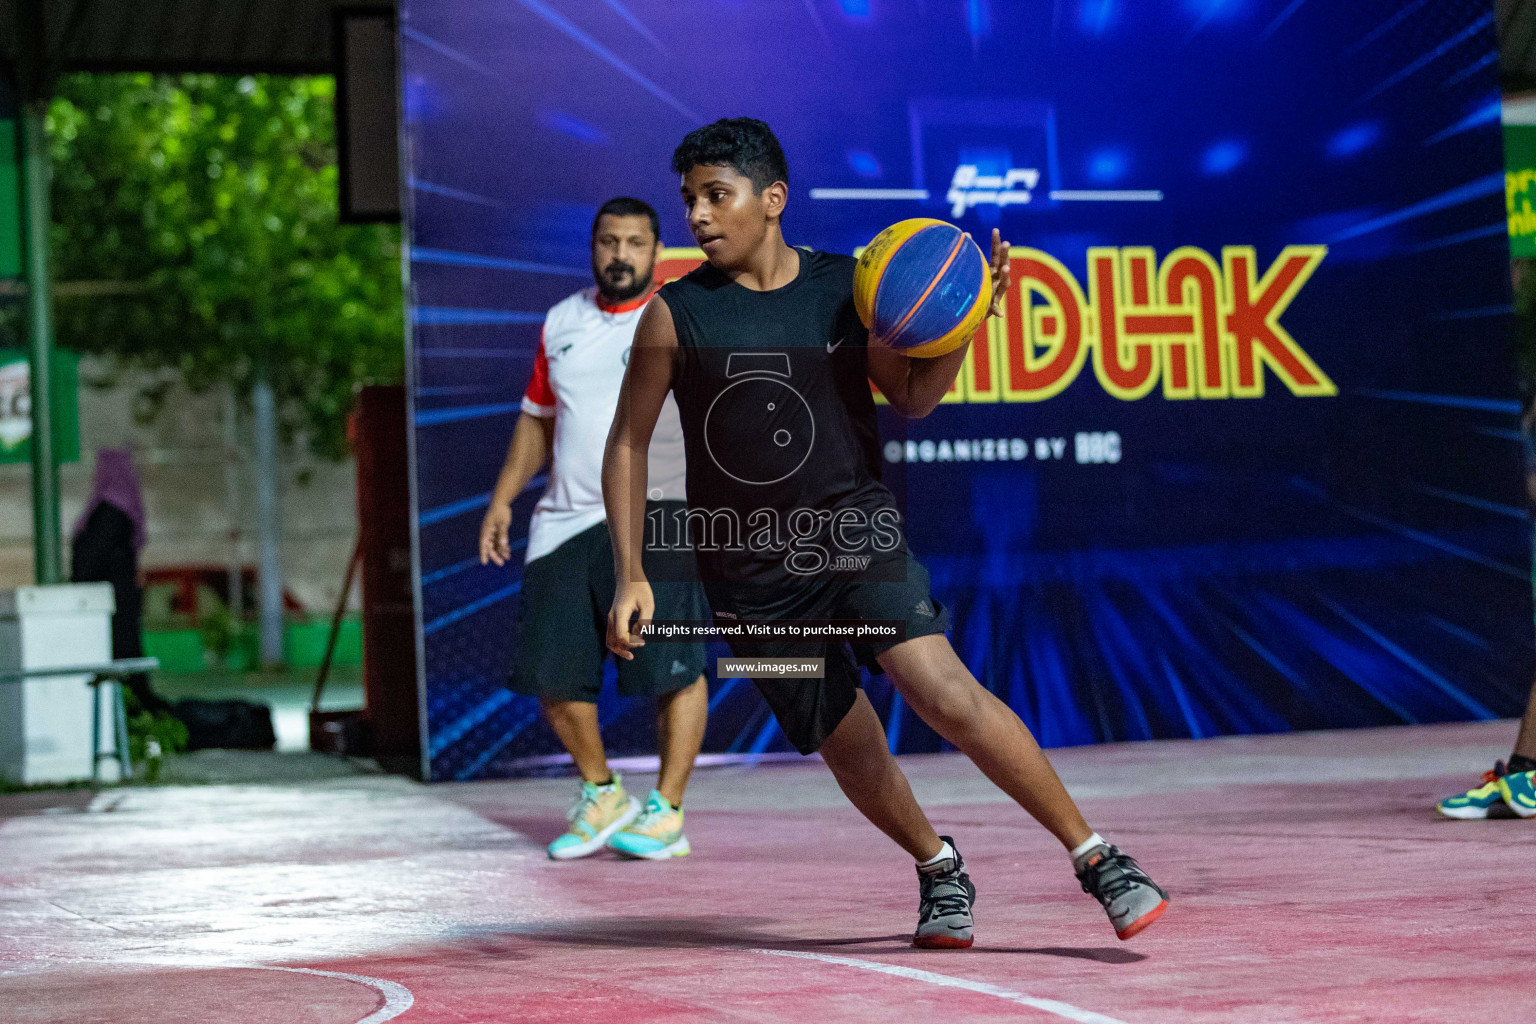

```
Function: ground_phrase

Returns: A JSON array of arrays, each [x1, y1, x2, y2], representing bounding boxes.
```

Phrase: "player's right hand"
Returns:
[[478, 503, 513, 566], [606, 581, 655, 660], [986, 228, 1011, 319]]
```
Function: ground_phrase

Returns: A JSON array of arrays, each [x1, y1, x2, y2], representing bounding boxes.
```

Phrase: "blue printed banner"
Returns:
[[399, 0, 1528, 781]]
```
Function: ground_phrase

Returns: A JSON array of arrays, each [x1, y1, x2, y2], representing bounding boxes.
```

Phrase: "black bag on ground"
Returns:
[[172, 698, 277, 750]]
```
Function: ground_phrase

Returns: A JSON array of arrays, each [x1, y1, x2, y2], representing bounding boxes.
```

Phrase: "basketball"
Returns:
[[853, 218, 993, 359]]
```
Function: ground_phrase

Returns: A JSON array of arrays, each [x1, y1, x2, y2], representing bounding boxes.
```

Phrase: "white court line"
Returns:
[[809, 188, 932, 200], [753, 949, 1130, 1024], [253, 967, 415, 1024], [1049, 190, 1163, 202]]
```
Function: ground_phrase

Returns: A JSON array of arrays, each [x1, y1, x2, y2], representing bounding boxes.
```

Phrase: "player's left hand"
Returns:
[[987, 228, 1010, 319]]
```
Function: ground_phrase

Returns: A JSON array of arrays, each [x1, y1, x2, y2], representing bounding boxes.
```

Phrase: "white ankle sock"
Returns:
[[917, 840, 955, 869], [1069, 832, 1107, 869]]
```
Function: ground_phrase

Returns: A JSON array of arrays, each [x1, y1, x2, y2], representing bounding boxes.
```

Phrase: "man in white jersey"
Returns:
[[479, 197, 708, 861]]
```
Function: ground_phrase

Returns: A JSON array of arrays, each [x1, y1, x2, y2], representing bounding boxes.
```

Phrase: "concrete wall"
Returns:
[[0, 359, 360, 615]]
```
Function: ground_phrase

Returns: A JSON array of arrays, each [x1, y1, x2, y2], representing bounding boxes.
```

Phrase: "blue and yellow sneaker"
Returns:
[[1436, 765, 1515, 819], [607, 790, 690, 860], [1496, 770, 1536, 818], [548, 773, 640, 860]]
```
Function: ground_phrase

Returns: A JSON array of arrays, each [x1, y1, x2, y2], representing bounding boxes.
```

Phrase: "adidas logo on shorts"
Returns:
[[915, 599, 934, 618], [671, 660, 690, 675]]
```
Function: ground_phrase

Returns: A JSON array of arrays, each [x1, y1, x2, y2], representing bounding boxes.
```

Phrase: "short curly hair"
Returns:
[[671, 118, 789, 193]]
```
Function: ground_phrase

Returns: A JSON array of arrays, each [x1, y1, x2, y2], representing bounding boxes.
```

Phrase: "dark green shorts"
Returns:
[[509, 503, 710, 703]]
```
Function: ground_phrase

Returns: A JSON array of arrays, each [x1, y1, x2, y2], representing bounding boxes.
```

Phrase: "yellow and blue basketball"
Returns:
[[854, 218, 992, 359]]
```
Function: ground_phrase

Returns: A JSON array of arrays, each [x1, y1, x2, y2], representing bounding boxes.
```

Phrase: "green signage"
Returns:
[[0, 348, 79, 464], [0, 117, 17, 278], [1507, 124, 1536, 259]]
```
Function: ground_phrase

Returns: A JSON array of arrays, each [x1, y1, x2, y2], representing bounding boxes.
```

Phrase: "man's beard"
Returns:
[[595, 260, 653, 303]]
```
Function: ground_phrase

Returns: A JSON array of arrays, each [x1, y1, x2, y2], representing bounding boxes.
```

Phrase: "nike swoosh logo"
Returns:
[[827, 336, 845, 354]]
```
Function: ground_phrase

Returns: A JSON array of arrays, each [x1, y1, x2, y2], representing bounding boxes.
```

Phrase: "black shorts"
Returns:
[[509, 502, 711, 702], [703, 553, 950, 755]]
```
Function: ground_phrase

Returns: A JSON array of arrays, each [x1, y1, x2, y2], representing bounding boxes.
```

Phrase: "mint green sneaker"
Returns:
[[548, 773, 640, 860], [607, 790, 690, 860], [1437, 774, 1510, 819], [1497, 770, 1536, 818]]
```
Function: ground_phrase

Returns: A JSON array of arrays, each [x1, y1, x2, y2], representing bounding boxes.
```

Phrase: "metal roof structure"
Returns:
[[0, 3, 398, 587], [0, 0, 394, 79], [0, 2, 1528, 83]]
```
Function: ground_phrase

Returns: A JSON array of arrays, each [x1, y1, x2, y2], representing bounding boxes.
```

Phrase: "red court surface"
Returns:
[[3, 720, 1533, 1023]]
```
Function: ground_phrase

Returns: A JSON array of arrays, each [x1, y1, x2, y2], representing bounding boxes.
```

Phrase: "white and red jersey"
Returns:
[[521, 286, 686, 563]]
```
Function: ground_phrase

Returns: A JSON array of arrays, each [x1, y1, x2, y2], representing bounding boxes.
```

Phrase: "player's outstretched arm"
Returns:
[[478, 412, 554, 566], [865, 229, 1010, 418], [602, 293, 679, 659]]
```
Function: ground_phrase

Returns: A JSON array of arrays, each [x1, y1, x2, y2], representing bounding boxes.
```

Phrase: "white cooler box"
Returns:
[[0, 583, 119, 785]]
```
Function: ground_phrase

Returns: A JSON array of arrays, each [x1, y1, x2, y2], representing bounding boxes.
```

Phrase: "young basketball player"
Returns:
[[480, 197, 709, 861], [601, 119, 1169, 946]]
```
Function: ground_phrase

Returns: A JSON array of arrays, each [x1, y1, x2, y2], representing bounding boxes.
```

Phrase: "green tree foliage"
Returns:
[[45, 73, 403, 459]]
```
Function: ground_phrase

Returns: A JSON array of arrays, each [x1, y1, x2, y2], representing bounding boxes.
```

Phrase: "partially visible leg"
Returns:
[[1438, 679, 1530, 816], [878, 634, 1092, 851], [606, 675, 704, 860], [817, 689, 944, 862], [541, 698, 610, 785], [655, 675, 708, 807], [628, 511, 710, 810], [1494, 674, 1536, 818], [819, 690, 979, 949], [607, 558, 707, 861], [524, 526, 639, 860], [520, 528, 610, 785], [1511, 675, 1536, 763]]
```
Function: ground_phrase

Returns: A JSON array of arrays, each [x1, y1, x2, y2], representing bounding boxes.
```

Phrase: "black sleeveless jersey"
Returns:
[[659, 248, 902, 587]]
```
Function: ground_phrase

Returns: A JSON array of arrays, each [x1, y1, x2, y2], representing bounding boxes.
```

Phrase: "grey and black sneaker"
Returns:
[[913, 835, 976, 949], [1075, 844, 1168, 940]]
